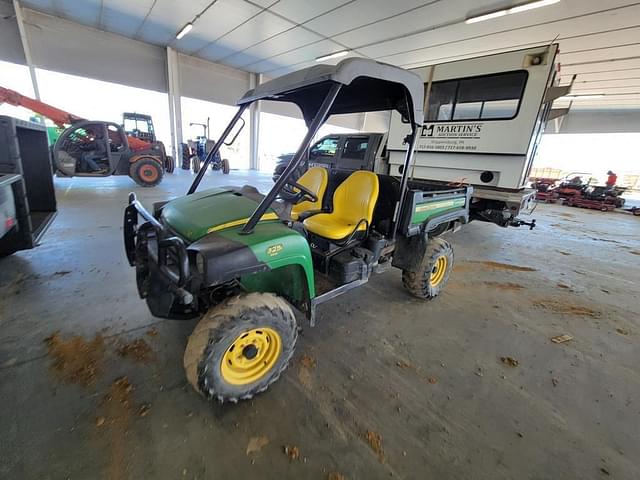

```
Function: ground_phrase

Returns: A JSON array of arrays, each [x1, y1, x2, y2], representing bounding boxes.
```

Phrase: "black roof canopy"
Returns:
[[238, 58, 424, 125]]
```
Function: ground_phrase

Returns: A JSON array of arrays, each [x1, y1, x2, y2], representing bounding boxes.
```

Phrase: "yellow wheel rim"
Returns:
[[220, 328, 282, 385], [429, 256, 448, 287]]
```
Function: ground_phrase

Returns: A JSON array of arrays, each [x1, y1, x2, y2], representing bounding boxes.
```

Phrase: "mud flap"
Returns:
[[392, 234, 428, 272]]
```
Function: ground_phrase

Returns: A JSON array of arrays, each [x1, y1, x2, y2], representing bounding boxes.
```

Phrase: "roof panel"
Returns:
[[212, 11, 295, 61], [57, 0, 101, 26], [357, 1, 640, 63], [269, 0, 354, 24], [181, 0, 264, 56], [333, 0, 495, 48], [361, 4, 640, 70], [137, 0, 216, 46], [20, 0, 56, 14], [231, 28, 323, 68], [250, 39, 347, 74], [303, 0, 425, 38], [565, 69, 640, 83], [561, 58, 640, 74], [101, 0, 155, 37], [560, 45, 640, 67]]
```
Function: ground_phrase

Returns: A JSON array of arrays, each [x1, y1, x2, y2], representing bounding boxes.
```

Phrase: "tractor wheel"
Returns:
[[130, 158, 163, 187], [192, 157, 201, 174], [164, 155, 175, 173], [402, 237, 454, 300], [222, 158, 230, 175], [184, 292, 297, 403], [180, 143, 191, 170]]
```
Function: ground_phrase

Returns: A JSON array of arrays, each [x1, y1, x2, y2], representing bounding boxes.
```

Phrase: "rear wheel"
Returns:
[[221, 158, 230, 174], [129, 158, 163, 187], [402, 237, 454, 300], [180, 143, 191, 170], [164, 155, 175, 173], [184, 293, 297, 403]]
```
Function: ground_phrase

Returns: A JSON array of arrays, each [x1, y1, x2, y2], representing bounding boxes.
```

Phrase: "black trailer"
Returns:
[[0, 116, 57, 256]]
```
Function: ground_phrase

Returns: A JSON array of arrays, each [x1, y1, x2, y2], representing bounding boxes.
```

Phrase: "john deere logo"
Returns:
[[266, 244, 283, 257]]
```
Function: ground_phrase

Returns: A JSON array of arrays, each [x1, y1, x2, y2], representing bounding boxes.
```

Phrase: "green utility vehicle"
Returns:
[[124, 58, 472, 403]]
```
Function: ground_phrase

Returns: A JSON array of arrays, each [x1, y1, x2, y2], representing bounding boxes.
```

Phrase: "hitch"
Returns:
[[510, 218, 536, 230]]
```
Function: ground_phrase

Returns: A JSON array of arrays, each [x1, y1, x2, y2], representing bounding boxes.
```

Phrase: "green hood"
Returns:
[[161, 187, 279, 242]]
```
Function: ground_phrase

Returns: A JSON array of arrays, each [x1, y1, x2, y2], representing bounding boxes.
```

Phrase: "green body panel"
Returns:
[[217, 222, 316, 299], [162, 187, 278, 242], [240, 265, 310, 304], [161, 190, 316, 300], [411, 197, 466, 225]]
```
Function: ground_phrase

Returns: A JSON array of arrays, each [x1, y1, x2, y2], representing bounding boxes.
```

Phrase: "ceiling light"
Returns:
[[315, 50, 350, 62], [465, 10, 507, 24], [509, 0, 561, 14], [176, 23, 193, 40], [465, 0, 560, 24]]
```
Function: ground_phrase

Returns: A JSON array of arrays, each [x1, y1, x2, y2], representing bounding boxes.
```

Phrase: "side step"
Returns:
[[309, 264, 368, 327]]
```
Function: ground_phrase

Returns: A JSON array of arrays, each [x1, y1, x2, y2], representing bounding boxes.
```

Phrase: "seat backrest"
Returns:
[[291, 166, 328, 217], [332, 170, 379, 225]]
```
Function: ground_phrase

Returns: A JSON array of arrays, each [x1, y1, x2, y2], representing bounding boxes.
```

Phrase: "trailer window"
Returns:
[[428, 81, 457, 121], [426, 70, 527, 122]]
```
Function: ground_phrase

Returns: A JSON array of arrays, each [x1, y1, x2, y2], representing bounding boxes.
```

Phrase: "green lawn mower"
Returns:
[[124, 58, 471, 403]]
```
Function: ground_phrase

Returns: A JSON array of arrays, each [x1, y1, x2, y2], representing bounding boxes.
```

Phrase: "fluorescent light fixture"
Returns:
[[466, 0, 560, 24], [509, 0, 560, 14], [315, 50, 350, 62], [465, 10, 507, 24], [176, 23, 193, 40]]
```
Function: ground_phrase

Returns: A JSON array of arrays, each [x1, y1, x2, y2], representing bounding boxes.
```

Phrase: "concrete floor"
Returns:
[[1, 169, 639, 479]]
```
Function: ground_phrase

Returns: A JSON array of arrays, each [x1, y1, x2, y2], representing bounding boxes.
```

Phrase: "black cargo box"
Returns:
[[0, 116, 57, 255]]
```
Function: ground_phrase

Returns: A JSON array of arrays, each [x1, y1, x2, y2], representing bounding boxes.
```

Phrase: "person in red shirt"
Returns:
[[606, 170, 617, 187]]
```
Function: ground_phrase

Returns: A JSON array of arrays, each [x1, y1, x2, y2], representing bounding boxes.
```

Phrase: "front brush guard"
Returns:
[[124, 192, 190, 287]]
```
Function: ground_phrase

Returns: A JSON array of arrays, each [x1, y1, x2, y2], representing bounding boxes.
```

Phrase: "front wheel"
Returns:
[[221, 158, 230, 174], [129, 158, 163, 187], [402, 237, 454, 300], [183, 293, 297, 403], [192, 156, 201, 174]]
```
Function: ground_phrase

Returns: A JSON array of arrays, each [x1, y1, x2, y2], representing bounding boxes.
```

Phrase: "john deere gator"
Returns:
[[124, 58, 471, 403]]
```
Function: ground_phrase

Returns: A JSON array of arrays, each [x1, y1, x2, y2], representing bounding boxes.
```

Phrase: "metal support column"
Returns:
[[12, 0, 40, 100], [249, 73, 262, 171], [166, 47, 184, 161]]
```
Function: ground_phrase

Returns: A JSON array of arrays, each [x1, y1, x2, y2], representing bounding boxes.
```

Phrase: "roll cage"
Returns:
[[187, 57, 425, 239]]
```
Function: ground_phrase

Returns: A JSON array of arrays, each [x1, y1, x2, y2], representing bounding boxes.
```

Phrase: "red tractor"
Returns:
[[0, 87, 174, 187]]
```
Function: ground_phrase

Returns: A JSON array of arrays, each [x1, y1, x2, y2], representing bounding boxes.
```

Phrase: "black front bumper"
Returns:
[[124, 193, 197, 319]]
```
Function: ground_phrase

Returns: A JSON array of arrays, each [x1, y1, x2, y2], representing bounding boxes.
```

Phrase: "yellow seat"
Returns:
[[303, 170, 379, 241], [290, 167, 328, 220]]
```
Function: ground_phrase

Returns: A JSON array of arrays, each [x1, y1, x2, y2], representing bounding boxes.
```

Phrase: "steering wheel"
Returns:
[[282, 180, 317, 204]]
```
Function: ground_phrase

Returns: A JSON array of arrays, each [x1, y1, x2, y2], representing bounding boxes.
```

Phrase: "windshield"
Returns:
[[124, 118, 149, 133]]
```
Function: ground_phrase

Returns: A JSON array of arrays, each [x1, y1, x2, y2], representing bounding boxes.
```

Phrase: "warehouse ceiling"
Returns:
[[17, 0, 640, 109]]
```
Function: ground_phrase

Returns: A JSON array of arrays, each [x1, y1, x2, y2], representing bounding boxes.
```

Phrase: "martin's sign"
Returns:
[[416, 123, 485, 153], [421, 123, 483, 138]]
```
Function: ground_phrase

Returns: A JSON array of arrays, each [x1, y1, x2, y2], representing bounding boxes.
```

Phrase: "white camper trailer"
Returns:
[[387, 44, 570, 227]]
